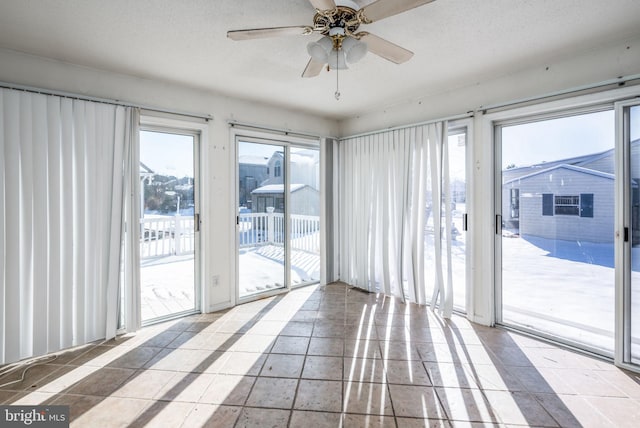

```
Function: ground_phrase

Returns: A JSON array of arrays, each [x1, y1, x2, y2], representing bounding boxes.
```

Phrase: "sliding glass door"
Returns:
[[289, 147, 321, 287], [497, 109, 616, 355], [236, 138, 321, 300], [237, 141, 287, 298], [139, 129, 200, 323], [621, 102, 640, 366]]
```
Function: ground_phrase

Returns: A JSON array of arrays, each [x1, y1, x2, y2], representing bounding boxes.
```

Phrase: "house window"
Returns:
[[510, 188, 519, 219], [542, 193, 554, 216], [554, 195, 580, 215], [274, 161, 281, 177]]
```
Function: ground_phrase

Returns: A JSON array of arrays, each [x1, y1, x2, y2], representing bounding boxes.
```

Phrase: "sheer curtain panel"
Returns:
[[0, 88, 133, 364], [338, 122, 454, 315]]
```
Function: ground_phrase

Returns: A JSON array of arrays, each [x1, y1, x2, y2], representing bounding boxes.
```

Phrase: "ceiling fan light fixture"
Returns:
[[328, 48, 348, 70], [342, 36, 368, 63], [307, 36, 333, 63]]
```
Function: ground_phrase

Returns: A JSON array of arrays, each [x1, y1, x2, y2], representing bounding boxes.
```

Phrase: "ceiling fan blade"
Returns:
[[359, 33, 414, 64], [302, 58, 325, 78], [360, 0, 436, 23], [227, 26, 312, 41], [308, 0, 336, 10]]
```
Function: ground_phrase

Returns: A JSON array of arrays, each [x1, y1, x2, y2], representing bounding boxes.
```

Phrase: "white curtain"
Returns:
[[338, 122, 454, 315], [0, 88, 134, 364]]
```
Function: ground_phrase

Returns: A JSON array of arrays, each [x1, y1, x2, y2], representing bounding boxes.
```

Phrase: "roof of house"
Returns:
[[504, 163, 615, 185], [239, 155, 269, 166], [251, 184, 308, 194]]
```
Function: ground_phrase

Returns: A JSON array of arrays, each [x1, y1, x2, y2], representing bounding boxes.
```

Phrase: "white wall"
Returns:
[[0, 48, 339, 313], [338, 35, 640, 137]]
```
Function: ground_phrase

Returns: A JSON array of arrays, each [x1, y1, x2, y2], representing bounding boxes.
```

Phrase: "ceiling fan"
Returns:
[[227, 0, 436, 78]]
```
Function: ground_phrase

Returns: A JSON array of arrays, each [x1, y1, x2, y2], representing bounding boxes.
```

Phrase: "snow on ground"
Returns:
[[502, 234, 640, 356], [239, 245, 320, 298]]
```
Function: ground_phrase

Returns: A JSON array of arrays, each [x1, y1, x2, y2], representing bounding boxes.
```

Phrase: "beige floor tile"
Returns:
[[142, 348, 216, 372], [7, 391, 57, 405], [227, 334, 275, 353], [281, 321, 315, 336], [343, 381, 393, 415], [153, 372, 214, 402], [345, 339, 382, 359], [129, 401, 195, 428], [343, 413, 398, 427], [261, 354, 305, 378], [290, 410, 342, 427], [462, 363, 525, 392], [51, 394, 105, 422], [396, 417, 452, 427], [583, 396, 640, 428], [344, 357, 387, 383], [218, 352, 266, 376], [385, 359, 432, 386], [302, 355, 343, 380], [66, 367, 135, 396], [379, 340, 421, 361], [594, 368, 640, 398], [111, 369, 174, 399], [308, 337, 344, 356], [199, 374, 255, 405], [482, 390, 557, 427], [105, 346, 162, 369], [294, 379, 342, 412], [549, 367, 626, 397], [245, 377, 298, 409], [0, 363, 67, 391], [534, 393, 610, 428], [71, 397, 150, 427], [271, 336, 310, 354], [416, 343, 463, 364], [313, 321, 345, 338], [424, 362, 477, 389], [389, 384, 447, 419], [119, 330, 182, 348], [236, 407, 291, 428], [181, 403, 241, 428], [434, 387, 498, 423]]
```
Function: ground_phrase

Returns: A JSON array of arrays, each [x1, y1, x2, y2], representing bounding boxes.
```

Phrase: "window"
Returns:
[[542, 193, 554, 216], [274, 160, 282, 177], [555, 195, 580, 215], [510, 188, 520, 219]]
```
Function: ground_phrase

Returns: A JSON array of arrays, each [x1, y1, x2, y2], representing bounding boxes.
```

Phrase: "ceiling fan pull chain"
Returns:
[[335, 49, 341, 100]]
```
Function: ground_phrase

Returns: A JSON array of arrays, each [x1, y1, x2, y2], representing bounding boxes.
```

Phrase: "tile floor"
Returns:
[[2, 282, 640, 427]]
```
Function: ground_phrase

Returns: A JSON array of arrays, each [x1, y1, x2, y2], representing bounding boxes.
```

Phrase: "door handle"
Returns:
[[194, 213, 200, 232]]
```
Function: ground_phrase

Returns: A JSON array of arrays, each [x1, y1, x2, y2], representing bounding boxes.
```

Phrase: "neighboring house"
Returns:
[[239, 155, 269, 209], [251, 184, 320, 216], [261, 150, 320, 190], [503, 138, 640, 243]]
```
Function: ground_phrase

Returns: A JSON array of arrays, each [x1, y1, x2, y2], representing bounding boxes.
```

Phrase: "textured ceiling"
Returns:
[[0, 0, 639, 119]]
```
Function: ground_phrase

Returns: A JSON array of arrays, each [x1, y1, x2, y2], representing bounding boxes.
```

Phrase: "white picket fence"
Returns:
[[140, 215, 195, 259], [239, 211, 320, 253]]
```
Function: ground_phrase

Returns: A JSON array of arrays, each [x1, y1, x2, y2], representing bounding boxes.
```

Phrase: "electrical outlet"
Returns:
[[212, 275, 220, 287]]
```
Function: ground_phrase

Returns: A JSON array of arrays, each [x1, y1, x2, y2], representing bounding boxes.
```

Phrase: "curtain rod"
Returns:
[[341, 112, 474, 140], [0, 81, 213, 121], [478, 73, 640, 114], [227, 120, 329, 140]]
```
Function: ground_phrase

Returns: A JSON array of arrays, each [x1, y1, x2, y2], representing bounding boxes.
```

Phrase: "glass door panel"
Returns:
[[289, 147, 321, 287], [139, 130, 198, 323], [628, 105, 640, 364], [499, 110, 615, 355], [238, 141, 286, 298], [448, 131, 467, 312]]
